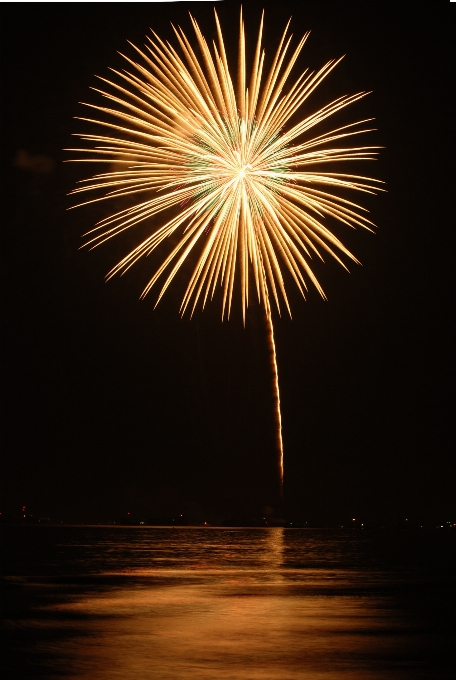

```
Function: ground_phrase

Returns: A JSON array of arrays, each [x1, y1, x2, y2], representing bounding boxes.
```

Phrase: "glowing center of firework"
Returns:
[[238, 163, 252, 180]]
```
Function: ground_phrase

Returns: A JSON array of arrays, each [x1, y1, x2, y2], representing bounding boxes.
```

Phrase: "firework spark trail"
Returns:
[[264, 294, 284, 495], [68, 9, 382, 492]]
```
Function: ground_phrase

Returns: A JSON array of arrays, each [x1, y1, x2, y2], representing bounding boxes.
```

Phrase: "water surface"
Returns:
[[2, 527, 454, 679]]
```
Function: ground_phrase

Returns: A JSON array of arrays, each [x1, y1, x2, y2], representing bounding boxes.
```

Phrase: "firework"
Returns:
[[68, 9, 382, 494]]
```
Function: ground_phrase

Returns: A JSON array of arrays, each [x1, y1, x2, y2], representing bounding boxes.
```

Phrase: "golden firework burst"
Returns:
[[68, 9, 382, 493]]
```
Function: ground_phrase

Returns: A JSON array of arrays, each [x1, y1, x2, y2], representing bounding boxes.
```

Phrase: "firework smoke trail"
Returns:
[[68, 9, 382, 493]]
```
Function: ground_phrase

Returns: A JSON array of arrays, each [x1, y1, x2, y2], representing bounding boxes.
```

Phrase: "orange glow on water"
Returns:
[[40, 529, 415, 680]]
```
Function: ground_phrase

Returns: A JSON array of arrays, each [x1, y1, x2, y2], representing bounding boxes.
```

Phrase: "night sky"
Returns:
[[1, 1, 452, 525]]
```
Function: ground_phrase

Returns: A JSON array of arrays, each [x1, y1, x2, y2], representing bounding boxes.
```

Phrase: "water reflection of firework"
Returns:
[[69, 10, 381, 494]]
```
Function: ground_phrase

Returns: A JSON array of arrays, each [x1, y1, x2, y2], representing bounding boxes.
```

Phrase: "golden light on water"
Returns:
[[44, 530, 404, 680], [68, 9, 381, 493]]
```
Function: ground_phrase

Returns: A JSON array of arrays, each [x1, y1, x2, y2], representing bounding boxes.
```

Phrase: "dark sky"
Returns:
[[1, 1, 452, 524]]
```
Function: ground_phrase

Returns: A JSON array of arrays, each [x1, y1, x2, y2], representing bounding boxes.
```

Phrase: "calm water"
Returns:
[[1, 527, 455, 679]]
